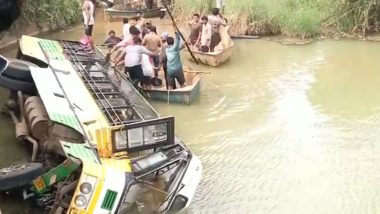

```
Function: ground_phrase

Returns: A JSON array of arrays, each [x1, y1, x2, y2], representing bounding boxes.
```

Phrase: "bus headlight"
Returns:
[[73, 174, 97, 209], [80, 182, 92, 194], [75, 195, 87, 207]]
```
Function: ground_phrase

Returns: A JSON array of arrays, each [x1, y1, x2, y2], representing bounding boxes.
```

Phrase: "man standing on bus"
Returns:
[[82, 0, 95, 36]]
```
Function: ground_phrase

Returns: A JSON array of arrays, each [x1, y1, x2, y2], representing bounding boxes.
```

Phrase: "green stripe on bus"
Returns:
[[49, 112, 81, 132], [61, 142, 99, 163]]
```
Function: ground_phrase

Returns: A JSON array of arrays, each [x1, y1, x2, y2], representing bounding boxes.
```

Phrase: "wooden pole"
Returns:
[[161, 0, 199, 64]]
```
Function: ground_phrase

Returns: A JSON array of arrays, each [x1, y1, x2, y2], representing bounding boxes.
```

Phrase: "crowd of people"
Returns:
[[80, 0, 228, 91], [187, 8, 228, 53], [100, 11, 186, 90]]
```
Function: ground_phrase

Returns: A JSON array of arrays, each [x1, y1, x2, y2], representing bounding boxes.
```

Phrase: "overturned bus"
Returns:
[[0, 36, 202, 213]]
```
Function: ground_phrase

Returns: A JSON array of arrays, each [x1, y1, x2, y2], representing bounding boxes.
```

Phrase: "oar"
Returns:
[[96, 43, 117, 47], [184, 70, 211, 74], [161, 0, 199, 65]]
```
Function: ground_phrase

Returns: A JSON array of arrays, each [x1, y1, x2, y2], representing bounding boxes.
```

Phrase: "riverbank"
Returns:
[[0, 25, 50, 50], [0, 0, 80, 50], [262, 32, 380, 45], [174, 0, 380, 43], [2, 6, 380, 214]]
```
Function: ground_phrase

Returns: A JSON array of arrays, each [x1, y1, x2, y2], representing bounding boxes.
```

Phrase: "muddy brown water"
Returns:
[[2, 13, 380, 214]]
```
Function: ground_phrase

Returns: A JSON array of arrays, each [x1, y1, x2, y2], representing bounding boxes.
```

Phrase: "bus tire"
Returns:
[[2, 58, 37, 82], [0, 163, 45, 191], [0, 75, 36, 95]]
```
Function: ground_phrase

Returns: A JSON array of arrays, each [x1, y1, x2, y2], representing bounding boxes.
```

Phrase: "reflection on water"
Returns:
[[153, 40, 380, 214], [1, 12, 380, 213]]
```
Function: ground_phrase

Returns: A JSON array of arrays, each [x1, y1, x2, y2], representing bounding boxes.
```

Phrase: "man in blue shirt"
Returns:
[[165, 32, 186, 89]]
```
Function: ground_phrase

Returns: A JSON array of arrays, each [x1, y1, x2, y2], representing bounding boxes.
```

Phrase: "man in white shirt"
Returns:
[[199, 16, 212, 52], [122, 18, 131, 38], [135, 11, 146, 31], [118, 37, 157, 88], [82, 0, 95, 36]]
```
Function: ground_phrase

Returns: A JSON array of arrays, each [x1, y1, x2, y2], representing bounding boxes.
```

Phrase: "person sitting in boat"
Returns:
[[79, 28, 95, 53], [104, 30, 122, 47], [115, 37, 157, 88], [214, 25, 233, 52], [142, 25, 162, 77], [198, 15, 212, 53], [208, 8, 227, 52], [166, 32, 186, 89], [187, 13, 202, 51]]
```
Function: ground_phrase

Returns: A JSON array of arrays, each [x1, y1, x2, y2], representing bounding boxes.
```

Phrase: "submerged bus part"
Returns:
[[31, 158, 81, 195], [4, 35, 204, 213]]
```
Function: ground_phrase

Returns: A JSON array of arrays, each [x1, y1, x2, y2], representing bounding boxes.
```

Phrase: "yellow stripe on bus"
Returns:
[[86, 165, 106, 213]]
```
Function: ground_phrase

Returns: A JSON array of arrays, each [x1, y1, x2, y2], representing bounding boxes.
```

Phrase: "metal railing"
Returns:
[[60, 40, 141, 126]]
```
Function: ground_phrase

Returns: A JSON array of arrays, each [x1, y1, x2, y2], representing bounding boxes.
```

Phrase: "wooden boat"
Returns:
[[104, 7, 161, 22], [185, 25, 234, 67], [140, 69, 201, 105], [185, 44, 234, 67], [230, 35, 260, 40], [99, 47, 202, 105], [112, 66, 201, 105]]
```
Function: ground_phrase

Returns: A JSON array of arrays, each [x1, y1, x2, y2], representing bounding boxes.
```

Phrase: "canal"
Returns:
[[1, 15, 380, 214]]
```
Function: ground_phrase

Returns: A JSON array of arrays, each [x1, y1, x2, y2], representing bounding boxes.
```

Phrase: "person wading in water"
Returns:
[[104, 30, 122, 46], [82, 0, 95, 36]]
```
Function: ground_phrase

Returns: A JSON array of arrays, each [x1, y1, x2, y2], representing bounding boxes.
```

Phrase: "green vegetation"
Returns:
[[13, 0, 81, 32], [174, 0, 380, 38]]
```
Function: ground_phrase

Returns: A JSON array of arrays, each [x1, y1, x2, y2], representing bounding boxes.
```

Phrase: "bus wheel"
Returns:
[[0, 163, 45, 191]]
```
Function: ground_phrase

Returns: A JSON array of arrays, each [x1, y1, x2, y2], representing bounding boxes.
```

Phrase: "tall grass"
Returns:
[[174, 0, 380, 37], [13, 0, 81, 31], [0, 0, 80, 40]]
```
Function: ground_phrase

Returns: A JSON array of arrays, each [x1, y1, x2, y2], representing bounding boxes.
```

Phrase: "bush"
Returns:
[[12, 0, 81, 31], [174, 0, 380, 37]]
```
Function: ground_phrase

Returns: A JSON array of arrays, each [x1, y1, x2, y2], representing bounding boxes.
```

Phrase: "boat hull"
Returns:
[[104, 8, 161, 22], [142, 79, 201, 105], [185, 46, 233, 67]]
